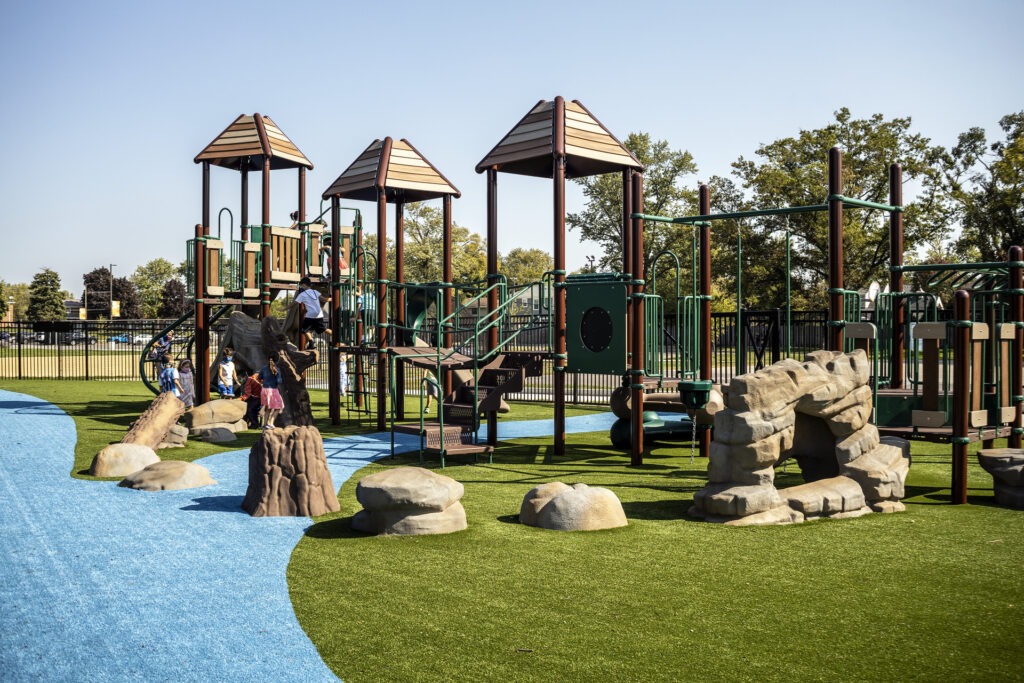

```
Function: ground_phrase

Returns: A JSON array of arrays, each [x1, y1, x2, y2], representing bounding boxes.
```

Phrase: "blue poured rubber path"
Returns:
[[0, 389, 616, 681]]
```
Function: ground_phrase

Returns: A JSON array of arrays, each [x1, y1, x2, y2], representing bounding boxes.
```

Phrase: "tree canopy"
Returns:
[[500, 247, 552, 286], [131, 258, 178, 318], [157, 279, 190, 319], [27, 268, 66, 322], [82, 267, 142, 319]]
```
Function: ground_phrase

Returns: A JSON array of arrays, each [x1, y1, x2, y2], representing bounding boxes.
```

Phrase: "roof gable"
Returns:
[[194, 113, 313, 171], [322, 137, 460, 202]]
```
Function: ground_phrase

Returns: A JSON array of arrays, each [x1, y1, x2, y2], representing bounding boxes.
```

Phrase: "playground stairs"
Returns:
[[394, 352, 543, 466]]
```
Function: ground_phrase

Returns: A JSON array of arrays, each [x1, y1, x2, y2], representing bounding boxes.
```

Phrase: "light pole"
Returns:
[[6, 296, 13, 323]]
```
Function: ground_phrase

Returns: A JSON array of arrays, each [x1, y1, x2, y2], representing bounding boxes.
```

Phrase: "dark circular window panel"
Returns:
[[580, 306, 614, 353]]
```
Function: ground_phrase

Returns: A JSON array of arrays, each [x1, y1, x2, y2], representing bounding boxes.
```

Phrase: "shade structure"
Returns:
[[194, 113, 313, 171], [321, 138, 461, 202], [475, 99, 643, 178]]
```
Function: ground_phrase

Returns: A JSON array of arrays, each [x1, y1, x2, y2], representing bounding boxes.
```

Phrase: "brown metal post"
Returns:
[[394, 200, 405, 421], [487, 168, 500, 353], [376, 188, 388, 432], [623, 169, 633, 360], [443, 194, 454, 396], [355, 211, 365, 410], [889, 163, 905, 389], [1010, 245, 1023, 448], [630, 173, 646, 466], [261, 156, 272, 319], [194, 222, 209, 405], [952, 290, 971, 504], [241, 170, 249, 241], [298, 167, 307, 278], [828, 147, 845, 351], [329, 197, 341, 424], [553, 96, 567, 456], [699, 184, 713, 458]]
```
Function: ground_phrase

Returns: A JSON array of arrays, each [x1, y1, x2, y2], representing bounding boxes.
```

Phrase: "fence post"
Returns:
[[738, 315, 747, 376], [772, 308, 781, 364]]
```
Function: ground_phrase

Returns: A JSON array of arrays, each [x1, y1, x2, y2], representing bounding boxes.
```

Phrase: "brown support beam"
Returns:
[[376, 188, 388, 432], [329, 197, 341, 425], [240, 169, 249, 241], [699, 184, 713, 459], [394, 200, 405, 421], [261, 156, 272, 319], [629, 173, 645, 466], [553, 97, 567, 457], [487, 168, 500, 353], [194, 222, 209, 406], [1010, 245, 1023, 448], [298, 167, 307, 278], [623, 169, 633, 360], [828, 147, 844, 351], [889, 163, 905, 389], [952, 290, 971, 504]]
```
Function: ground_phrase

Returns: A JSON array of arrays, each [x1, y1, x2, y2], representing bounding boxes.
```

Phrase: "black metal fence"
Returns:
[[0, 310, 835, 406]]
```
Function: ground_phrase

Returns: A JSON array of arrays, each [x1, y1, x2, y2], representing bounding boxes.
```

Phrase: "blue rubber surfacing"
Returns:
[[0, 389, 616, 682]]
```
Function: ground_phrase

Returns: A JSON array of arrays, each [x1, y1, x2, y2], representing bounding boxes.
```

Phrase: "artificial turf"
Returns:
[[5, 379, 1022, 681]]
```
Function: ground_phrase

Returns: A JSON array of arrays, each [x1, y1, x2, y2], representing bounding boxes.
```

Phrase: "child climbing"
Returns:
[[423, 369, 439, 413], [217, 347, 239, 399], [258, 355, 284, 430]]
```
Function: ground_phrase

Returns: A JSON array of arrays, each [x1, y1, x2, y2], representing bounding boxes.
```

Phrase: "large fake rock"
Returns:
[[690, 350, 910, 525], [90, 443, 160, 478], [182, 399, 247, 428], [190, 419, 248, 441], [352, 466, 466, 535], [520, 482, 628, 532], [978, 448, 1024, 509], [122, 391, 186, 450], [158, 424, 189, 450], [119, 460, 217, 491], [241, 425, 340, 517], [217, 311, 265, 378]]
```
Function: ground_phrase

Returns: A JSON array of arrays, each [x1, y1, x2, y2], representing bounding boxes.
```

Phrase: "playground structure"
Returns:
[[162, 101, 1021, 498]]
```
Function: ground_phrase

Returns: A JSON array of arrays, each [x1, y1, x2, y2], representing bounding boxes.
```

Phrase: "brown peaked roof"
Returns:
[[475, 98, 643, 178], [194, 113, 313, 171], [321, 137, 460, 202]]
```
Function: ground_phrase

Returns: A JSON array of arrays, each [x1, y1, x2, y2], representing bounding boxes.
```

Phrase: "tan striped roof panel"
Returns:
[[321, 137, 460, 202], [475, 98, 642, 179], [194, 113, 313, 171]]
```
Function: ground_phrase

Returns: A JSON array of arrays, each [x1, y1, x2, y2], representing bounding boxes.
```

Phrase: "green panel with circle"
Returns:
[[565, 274, 627, 374]]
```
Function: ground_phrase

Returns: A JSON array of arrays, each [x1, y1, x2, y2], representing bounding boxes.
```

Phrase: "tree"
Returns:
[[400, 203, 487, 284], [82, 267, 142, 319], [500, 247, 552, 285], [132, 258, 178, 318], [157, 279, 190, 318], [730, 108, 949, 308], [27, 268, 66, 322], [943, 111, 1024, 260], [567, 132, 699, 271]]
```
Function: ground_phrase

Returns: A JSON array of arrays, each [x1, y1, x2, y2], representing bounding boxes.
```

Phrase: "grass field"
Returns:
[[3, 379, 1022, 681]]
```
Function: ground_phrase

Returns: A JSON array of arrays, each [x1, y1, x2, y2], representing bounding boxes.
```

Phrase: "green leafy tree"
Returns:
[[82, 267, 143, 319], [568, 132, 699, 272], [27, 268, 66, 322], [942, 112, 1024, 260], [731, 108, 949, 308], [400, 203, 487, 284], [499, 247, 552, 285], [157, 278, 190, 318], [131, 258, 178, 318]]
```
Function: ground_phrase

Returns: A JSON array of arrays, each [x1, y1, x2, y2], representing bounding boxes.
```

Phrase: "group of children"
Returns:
[[157, 346, 285, 430]]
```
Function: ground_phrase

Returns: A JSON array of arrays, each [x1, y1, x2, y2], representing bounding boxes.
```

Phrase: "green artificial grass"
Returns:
[[291, 435, 1024, 682]]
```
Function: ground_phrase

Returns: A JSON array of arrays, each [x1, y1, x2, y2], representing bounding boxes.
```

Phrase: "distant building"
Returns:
[[64, 300, 83, 320]]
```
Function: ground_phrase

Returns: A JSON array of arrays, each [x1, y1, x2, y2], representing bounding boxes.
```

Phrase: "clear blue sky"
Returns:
[[1, 0, 1021, 295]]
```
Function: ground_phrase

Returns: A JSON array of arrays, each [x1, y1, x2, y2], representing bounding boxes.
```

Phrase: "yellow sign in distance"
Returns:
[[111, 301, 121, 318]]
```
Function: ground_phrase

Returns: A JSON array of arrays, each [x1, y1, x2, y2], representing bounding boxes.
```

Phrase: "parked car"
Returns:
[[108, 334, 129, 344], [64, 332, 98, 345], [133, 334, 151, 345], [0, 331, 9, 342]]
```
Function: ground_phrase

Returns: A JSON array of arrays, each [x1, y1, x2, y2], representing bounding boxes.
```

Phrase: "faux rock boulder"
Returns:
[[182, 399, 247, 429], [520, 482, 628, 531], [90, 443, 160, 478], [241, 425, 340, 517], [352, 466, 466, 535], [119, 460, 217, 491], [978, 448, 1024, 509], [690, 350, 910, 525]]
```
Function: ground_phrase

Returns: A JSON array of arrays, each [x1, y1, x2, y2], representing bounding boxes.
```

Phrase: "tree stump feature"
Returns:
[[260, 316, 317, 427], [241, 425, 340, 517], [121, 391, 186, 450]]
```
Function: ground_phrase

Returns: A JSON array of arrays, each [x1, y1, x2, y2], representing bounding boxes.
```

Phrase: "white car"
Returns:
[[133, 334, 151, 345]]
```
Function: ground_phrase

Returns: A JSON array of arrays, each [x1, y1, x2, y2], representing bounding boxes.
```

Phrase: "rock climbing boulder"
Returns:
[[352, 466, 467, 535], [119, 460, 216, 491], [90, 443, 160, 478], [241, 425, 340, 517], [520, 482, 627, 532]]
